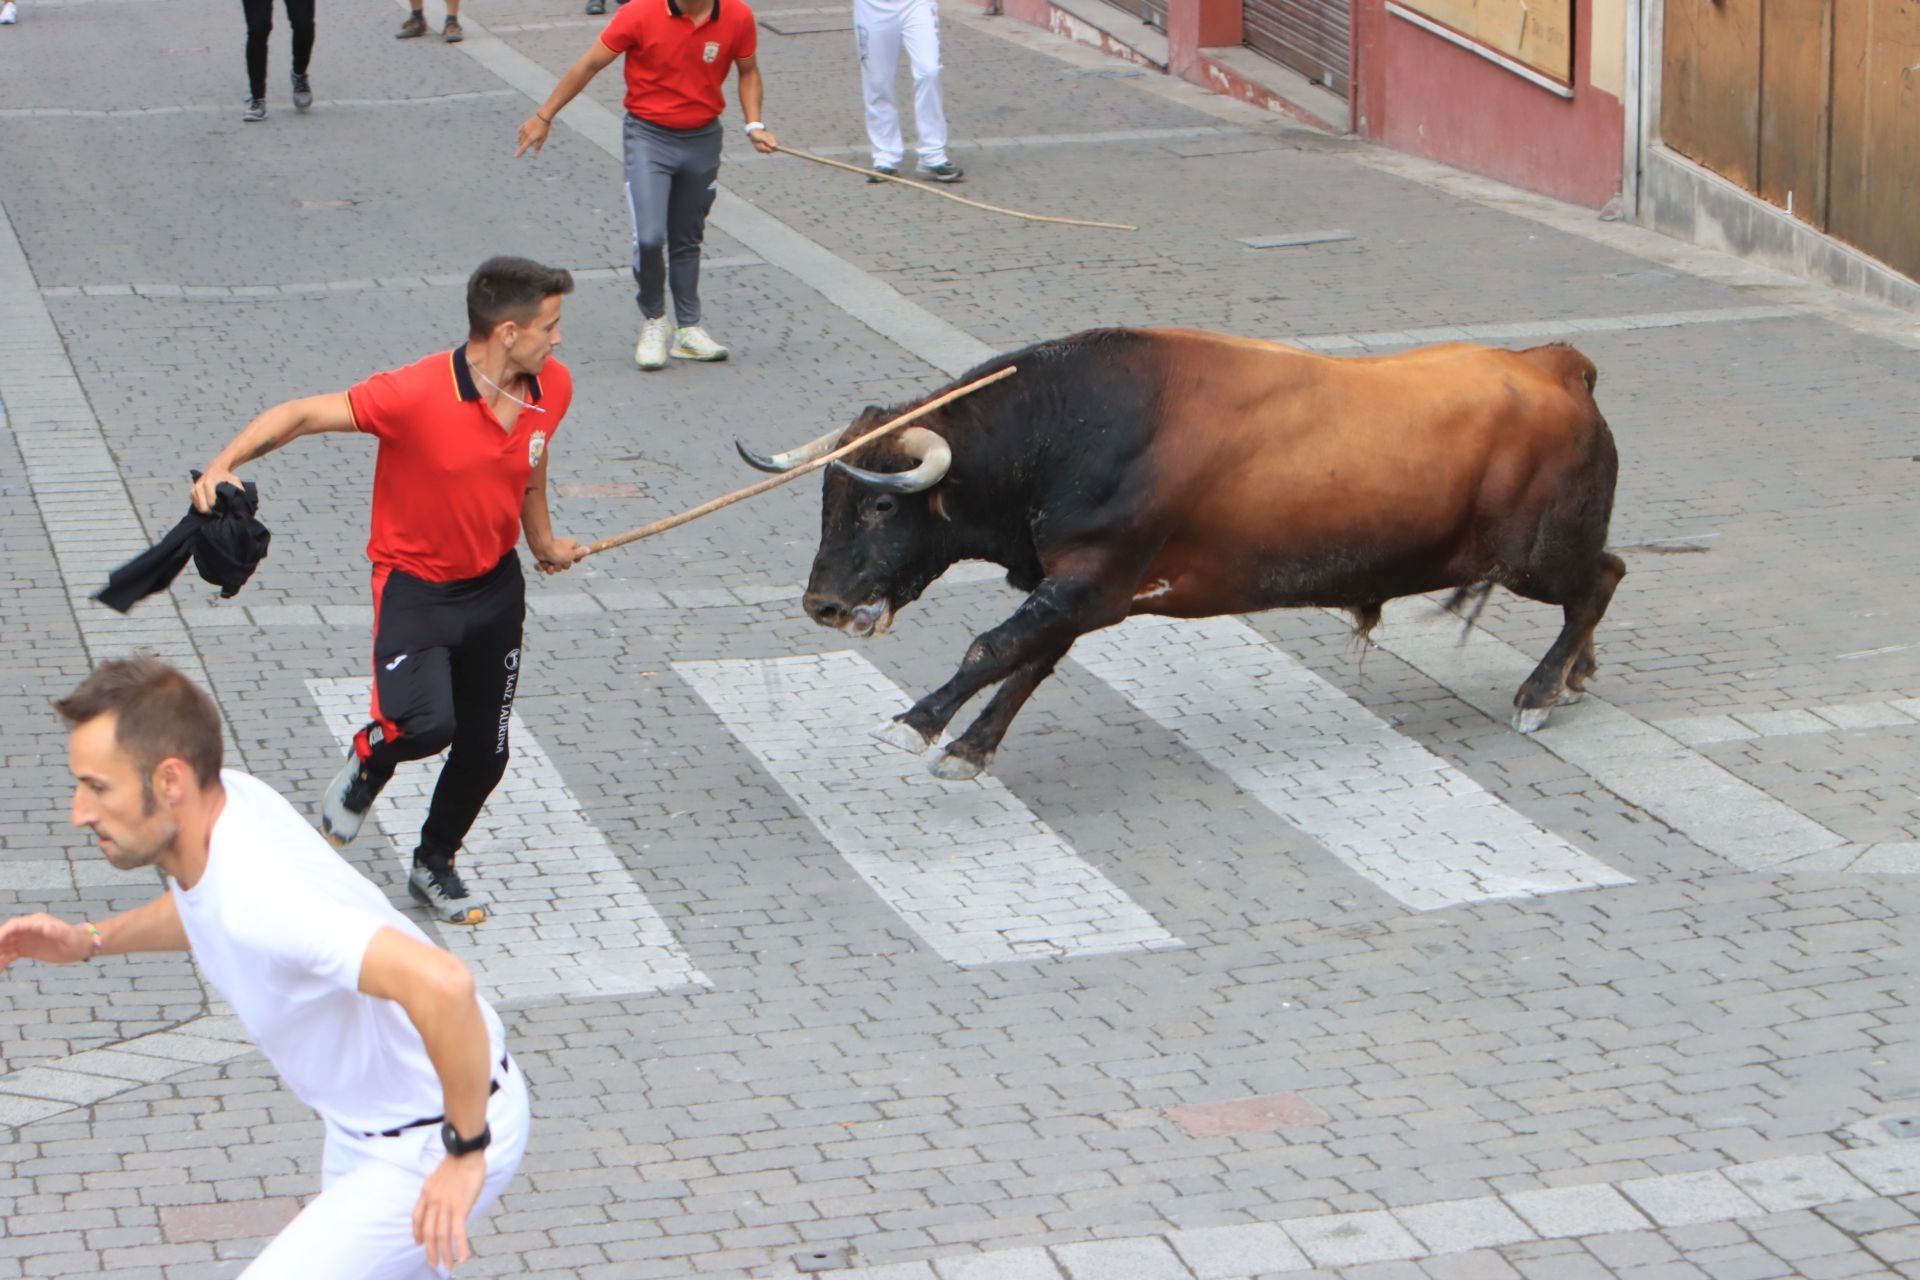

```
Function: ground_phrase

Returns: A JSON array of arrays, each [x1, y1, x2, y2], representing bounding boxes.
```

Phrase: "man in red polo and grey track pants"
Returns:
[[192, 256, 588, 926], [517, 0, 779, 372]]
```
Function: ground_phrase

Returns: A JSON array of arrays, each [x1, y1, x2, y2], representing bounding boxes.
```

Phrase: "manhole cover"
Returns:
[[793, 1246, 851, 1272]]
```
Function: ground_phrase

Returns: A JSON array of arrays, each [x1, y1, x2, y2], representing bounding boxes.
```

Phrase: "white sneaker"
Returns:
[[634, 316, 671, 371], [0, 5, 18, 24], [671, 324, 729, 362]]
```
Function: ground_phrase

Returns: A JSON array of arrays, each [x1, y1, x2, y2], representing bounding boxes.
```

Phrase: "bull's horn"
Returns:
[[829, 427, 952, 494], [735, 426, 845, 474]]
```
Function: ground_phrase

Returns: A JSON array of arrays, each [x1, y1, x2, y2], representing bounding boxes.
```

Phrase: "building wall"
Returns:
[[1353, 0, 1627, 208]]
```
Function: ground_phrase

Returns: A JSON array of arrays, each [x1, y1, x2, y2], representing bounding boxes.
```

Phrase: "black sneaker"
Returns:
[[409, 862, 488, 926], [441, 15, 463, 41], [917, 161, 964, 184], [291, 73, 312, 112], [396, 10, 427, 36], [320, 751, 386, 847], [866, 163, 898, 184], [585, 0, 605, 12], [242, 98, 267, 122]]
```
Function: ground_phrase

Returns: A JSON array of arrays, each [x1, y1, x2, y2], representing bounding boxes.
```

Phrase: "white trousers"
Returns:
[[241, 1059, 531, 1279], [855, 0, 949, 168]]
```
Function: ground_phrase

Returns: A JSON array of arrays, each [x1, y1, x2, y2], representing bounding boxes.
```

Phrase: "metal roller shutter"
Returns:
[[1243, 0, 1350, 97]]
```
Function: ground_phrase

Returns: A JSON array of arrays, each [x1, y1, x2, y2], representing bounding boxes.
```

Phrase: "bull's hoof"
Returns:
[[930, 750, 987, 782], [1557, 689, 1587, 707], [1511, 705, 1552, 735], [872, 719, 932, 755]]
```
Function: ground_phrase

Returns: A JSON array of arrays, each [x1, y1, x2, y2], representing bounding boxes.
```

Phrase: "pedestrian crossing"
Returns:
[[306, 611, 1652, 987], [675, 651, 1186, 966], [1072, 615, 1633, 910]]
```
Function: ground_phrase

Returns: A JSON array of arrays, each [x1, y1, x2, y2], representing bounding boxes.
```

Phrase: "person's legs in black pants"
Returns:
[[241, 0, 273, 103], [415, 561, 526, 875], [283, 0, 314, 104]]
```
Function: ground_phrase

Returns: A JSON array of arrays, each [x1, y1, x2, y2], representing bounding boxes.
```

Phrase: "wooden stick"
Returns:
[[583, 365, 1018, 557], [778, 145, 1138, 232]]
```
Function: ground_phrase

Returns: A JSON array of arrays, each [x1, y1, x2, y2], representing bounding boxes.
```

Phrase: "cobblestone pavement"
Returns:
[[2, 0, 1918, 1275]]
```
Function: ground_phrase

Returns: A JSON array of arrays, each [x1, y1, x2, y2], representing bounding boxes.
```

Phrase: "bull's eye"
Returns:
[[874, 497, 897, 514]]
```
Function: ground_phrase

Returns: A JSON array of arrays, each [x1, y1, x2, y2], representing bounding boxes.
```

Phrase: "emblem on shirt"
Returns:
[[529, 429, 548, 467], [703, 40, 720, 62]]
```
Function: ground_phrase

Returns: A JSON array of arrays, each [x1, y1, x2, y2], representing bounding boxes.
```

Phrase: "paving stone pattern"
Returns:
[[0, 0, 1916, 1275]]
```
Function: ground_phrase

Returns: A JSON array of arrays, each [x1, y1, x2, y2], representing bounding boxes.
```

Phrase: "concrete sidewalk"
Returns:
[[0, 0, 1916, 1275]]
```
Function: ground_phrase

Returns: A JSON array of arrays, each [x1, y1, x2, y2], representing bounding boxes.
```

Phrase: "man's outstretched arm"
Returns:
[[0, 893, 189, 971], [192, 391, 360, 512]]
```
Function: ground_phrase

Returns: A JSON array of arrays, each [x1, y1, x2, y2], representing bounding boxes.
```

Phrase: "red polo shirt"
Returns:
[[346, 347, 572, 583], [598, 0, 758, 129]]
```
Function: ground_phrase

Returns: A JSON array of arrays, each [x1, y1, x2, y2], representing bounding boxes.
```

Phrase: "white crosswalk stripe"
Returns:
[[308, 678, 710, 1002], [675, 651, 1185, 966], [1071, 615, 1635, 911]]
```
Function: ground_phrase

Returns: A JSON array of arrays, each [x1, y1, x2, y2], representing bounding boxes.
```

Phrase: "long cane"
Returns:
[[582, 365, 1017, 558], [777, 145, 1138, 232]]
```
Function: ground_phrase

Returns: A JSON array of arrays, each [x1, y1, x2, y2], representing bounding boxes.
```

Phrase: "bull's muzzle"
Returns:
[[805, 593, 891, 637], [804, 592, 846, 628]]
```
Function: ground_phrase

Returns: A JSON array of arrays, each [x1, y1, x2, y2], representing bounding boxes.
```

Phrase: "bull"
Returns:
[[740, 327, 1625, 781]]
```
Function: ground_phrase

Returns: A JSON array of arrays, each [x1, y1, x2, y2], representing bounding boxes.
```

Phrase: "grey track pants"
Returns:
[[623, 113, 723, 327]]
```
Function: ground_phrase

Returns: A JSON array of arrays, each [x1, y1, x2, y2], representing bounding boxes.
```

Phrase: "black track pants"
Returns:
[[242, 0, 314, 101], [352, 554, 525, 866]]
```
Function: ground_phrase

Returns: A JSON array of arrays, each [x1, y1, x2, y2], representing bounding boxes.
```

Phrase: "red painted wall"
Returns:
[[1354, 1, 1624, 208]]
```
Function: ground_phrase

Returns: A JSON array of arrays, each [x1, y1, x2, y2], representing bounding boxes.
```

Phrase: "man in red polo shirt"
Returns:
[[516, 0, 778, 372], [191, 257, 588, 925]]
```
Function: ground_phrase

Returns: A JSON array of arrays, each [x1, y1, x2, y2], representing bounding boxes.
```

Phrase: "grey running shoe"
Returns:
[[917, 161, 964, 183], [319, 751, 386, 848], [396, 10, 427, 36], [441, 16, 463, 41], [866, 163, 899, 184], [409, 862, 488, 926], [243, 98, 267, 122], [291, 73, 312, 112], [585, 0, 605, 12]]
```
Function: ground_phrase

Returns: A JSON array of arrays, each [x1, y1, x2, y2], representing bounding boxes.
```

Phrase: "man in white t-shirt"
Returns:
[[0, 658, 530, 1278]]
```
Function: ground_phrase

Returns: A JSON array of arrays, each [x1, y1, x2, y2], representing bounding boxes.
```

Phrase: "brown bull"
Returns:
[[740, 327, 1625, 780]]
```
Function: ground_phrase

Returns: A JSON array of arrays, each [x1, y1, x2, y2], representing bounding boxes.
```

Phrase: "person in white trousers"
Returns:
[[855, 0, 964, 183], [0, 657, 530, 1278]]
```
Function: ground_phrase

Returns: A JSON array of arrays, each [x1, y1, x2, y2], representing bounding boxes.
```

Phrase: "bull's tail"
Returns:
[[1441, 581, 1495, 642]]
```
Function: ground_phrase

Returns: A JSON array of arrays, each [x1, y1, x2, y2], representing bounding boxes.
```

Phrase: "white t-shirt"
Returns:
[[172, 770, 507, 1134]]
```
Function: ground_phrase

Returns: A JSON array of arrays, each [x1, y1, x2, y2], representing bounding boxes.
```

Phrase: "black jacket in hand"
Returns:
[[94, 475, 272, 613]]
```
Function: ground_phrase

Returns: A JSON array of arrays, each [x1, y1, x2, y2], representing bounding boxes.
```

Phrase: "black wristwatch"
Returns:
[[441, 1121, 492, 1157]]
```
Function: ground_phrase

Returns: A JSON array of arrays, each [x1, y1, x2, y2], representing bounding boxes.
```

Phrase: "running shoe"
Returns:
[[586, 0, 605, 12], [442, 16, 463, 41], [0, 4, 18, 25], [243, 98, 267, 122], [409, 862, 488, 926], [396, 10, 427, 36], [671, 325, 729, 362], [635, 316, 671, 370], [291, 73, 312, 112], [866, 163, 899, 185], [319, 750, 386, 847], [917, 161, 965, 184]]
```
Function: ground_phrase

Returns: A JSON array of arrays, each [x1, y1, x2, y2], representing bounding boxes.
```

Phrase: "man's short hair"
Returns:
[[466, 256, 575, 340], [55, 657, 224, 789]]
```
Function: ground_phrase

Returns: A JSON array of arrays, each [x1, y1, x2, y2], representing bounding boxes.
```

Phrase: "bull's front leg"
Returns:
[[875, 576, 1126, 776]]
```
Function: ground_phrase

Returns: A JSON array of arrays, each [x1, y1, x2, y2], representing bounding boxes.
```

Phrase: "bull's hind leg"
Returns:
[[1512, 552, 1625, 732]]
